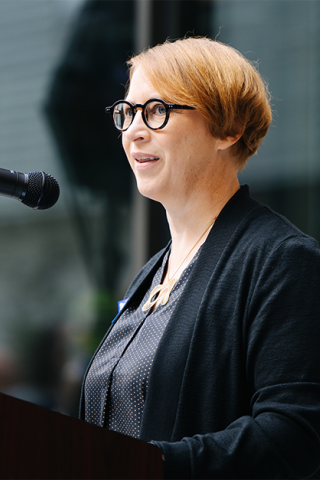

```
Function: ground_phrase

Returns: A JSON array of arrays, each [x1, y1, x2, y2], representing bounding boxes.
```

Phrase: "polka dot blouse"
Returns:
[[84, 249, 200, 439]]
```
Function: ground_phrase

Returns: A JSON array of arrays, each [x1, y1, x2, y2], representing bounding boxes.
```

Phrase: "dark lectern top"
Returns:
[[0, 392, 163, 479]]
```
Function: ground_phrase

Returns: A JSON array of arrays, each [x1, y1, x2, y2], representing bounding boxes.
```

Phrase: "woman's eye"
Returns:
[[149, 104, 165, 116]]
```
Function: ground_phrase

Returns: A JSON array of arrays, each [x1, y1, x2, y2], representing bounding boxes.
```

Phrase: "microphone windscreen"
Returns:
[[22, 172, 60, 210]]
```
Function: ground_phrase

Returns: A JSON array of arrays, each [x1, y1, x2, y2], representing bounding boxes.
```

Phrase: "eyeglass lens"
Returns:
[[113, 100, 167, 131]]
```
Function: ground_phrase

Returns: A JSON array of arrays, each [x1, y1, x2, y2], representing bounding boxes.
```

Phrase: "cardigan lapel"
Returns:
[[140, 186, 260, 441], [79, 246, 170, 419]]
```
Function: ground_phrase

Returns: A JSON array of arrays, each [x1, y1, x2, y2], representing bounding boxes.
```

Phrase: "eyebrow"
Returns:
[[125, 97, 167, 105]]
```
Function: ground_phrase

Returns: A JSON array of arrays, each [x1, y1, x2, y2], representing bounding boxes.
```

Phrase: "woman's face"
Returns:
[[122, 67, 227, 210]]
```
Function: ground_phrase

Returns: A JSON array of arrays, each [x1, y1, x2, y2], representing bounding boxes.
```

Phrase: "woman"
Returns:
[[80, 37, 320, 479]]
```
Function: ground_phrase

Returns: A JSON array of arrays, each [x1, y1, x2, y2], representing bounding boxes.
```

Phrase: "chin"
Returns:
[[138, 189, 160, 202], [136, 181, 163, 203]]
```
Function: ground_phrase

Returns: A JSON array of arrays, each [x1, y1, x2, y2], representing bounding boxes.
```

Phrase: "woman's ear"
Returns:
[[217, 134, 242, 151]]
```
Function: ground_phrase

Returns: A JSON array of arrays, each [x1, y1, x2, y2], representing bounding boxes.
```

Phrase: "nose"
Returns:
[[124, 107, 148, 141], [131, 106, 145, 127]]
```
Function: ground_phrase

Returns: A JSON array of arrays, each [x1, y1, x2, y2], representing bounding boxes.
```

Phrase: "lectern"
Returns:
[[0, 392, 163, 479]]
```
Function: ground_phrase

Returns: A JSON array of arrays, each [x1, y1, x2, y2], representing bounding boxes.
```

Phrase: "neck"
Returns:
[[165, 176, 240, 279], [167, 177, 239, 246], [141, 165, 239, 312]]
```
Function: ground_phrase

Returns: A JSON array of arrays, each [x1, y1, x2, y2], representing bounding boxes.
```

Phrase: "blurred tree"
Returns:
[[45, 0, 136, 348]]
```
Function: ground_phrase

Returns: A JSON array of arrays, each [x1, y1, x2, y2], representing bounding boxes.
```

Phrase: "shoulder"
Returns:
[[245, 205, 319, 261], [206, 189, 320, 292], [231, 204, 320, 315], [228, 192, 320, 260], [209, 184, 319, 259]]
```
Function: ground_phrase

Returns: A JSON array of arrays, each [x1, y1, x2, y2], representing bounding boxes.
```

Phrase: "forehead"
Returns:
[[126, 68, 161, 102]]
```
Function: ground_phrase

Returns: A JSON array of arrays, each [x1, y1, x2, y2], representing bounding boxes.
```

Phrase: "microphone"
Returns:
[[0, 168, 60, 210]]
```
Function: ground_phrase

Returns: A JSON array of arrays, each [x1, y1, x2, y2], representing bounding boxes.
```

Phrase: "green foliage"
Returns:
[[85, 290, 118, 354]]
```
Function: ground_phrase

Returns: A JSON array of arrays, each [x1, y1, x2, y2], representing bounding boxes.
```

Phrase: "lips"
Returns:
[[132, 153, 159, 163]]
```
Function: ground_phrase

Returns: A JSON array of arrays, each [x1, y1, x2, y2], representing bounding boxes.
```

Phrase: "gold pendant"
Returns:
[[142, 277, 177, 312]]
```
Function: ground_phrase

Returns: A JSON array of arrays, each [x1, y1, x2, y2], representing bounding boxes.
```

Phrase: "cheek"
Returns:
[[174, 133, 213, 175], [122, 135, 131, 160], [164, 133, 189, 160], [170, 134, 196, 164], [121, 134, 127, 153]]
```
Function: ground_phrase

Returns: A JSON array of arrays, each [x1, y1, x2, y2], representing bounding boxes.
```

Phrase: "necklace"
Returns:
[[142, 218, 217, 312]]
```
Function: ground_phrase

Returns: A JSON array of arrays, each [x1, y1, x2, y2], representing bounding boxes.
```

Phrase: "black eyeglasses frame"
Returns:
[[105, 98, 196, 131]]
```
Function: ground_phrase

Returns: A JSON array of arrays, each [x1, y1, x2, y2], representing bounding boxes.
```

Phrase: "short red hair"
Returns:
[[127, 37, 272, 170]]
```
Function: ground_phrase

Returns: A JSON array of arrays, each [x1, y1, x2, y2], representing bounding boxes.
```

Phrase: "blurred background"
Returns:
[[0, 0, 319, 417]]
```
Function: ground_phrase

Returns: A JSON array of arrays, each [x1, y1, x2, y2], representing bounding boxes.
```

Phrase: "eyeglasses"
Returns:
[[105, 98, 196, 131]]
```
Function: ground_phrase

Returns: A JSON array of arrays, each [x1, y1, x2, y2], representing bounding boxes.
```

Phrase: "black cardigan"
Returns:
[[80, 186, 320, 479]]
